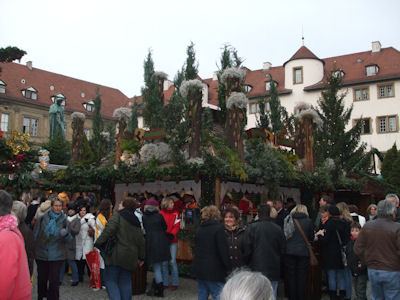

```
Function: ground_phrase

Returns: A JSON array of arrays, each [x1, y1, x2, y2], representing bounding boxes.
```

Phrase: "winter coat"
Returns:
[[25, 201, 39, 227], [34, 211, 72, 261], [0, 215, 31, 300], [242, 217, 286, 281], [192, 220, 231, 282], [345, 238, 367, 277], [95, 213, 108, 269], [354, 217, 400, 271], [142, 208, 171, 264], [275, 208, 288, 228], [286, 213, 314, 257], [94, 209, 145, 272], [75, 213, 95, 260], [35, 200, 51, 219], [64, 214, 81, 261], [318, 217, 350, 270], [160, 209, 180, 244], [225, 225, 245, 270], [18, 222, 34, 276]]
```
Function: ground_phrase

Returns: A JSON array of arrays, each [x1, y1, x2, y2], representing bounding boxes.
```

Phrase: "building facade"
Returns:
[[0, 61, 130, 144]]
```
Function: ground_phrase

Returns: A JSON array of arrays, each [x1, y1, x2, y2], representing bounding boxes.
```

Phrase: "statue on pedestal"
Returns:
[[49, 97, 66, 138]]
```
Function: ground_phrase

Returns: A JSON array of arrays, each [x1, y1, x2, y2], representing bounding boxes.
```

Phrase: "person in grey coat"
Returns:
[[59, 203, 81, 286], [34, 195, 72, 300]]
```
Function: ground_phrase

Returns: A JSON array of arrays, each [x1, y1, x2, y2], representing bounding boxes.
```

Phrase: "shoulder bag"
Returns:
[[336, 230, 348, 267], [294, 219, 318, 266]]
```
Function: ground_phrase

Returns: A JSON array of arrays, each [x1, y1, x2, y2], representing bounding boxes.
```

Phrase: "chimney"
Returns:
[[371, 41, 381, 53], [263, 62, 272, 70], [212, 71, 218, 81], [163, 79, 173, 91], [26, 61, 33, 70]]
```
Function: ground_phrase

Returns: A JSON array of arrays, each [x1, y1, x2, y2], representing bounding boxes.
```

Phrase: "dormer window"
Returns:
[[265, 81, 278, 91], [0, 80, 6, 94], [244, 85, 253, 93], [83, 100, 95, 112], [22, 87, 38, 100], [51, 93, 66, 106], [366, 65, 379, 76], [332, 70, 345, 79]]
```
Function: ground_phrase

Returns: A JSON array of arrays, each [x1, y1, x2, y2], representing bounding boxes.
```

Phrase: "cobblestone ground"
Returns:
[[31, 268, 370, 300]]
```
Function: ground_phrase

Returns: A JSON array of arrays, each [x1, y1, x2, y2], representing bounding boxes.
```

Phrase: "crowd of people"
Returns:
[[0, 188, 399, 300]]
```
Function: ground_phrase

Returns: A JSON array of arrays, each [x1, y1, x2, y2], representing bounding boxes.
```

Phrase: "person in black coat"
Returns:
[[315, 205, 350, 300], [273, 199, 288, 229], [222, 206, 246, 271], [284, 204, 314, 300], [192, 205, 230, 300], [242, 204, 286, 299], [142, 198, 170, 297]]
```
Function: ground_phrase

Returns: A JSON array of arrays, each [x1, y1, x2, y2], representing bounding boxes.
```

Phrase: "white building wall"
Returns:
[[246, 64, 400, 155]]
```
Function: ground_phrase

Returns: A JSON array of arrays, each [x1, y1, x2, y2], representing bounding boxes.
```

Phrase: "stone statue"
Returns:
[[49, 97, 66, 138]]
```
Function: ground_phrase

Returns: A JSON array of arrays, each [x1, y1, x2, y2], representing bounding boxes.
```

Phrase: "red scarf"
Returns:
[[0, 214, 18, 231]]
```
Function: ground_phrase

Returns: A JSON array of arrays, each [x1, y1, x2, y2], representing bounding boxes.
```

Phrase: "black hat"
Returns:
[[328, 205, 340, 216]]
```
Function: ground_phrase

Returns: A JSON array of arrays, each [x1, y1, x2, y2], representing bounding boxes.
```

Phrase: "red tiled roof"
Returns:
[[0, 62, 130, 118], [304, 47, 400, 90], [283, 45, 322, 66]]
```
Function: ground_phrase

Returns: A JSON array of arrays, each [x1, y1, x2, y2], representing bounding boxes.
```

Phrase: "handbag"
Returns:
[[336, 230, 348, 267], [88, 226, 95, 238], [294, 219, 318, 266], [98, 235, 117, 256]]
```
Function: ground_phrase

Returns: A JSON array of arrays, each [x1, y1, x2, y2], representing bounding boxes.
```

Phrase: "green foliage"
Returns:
[[90, 91, 105, 162], [216, 44, 243, 124], [126, 99, 141, 133], [142, 50, 165, 129], [0, 46, 27, 63], [314, 69, 366, 172], [245, 139, 296, 189], [75, 134, 94, 167], [201, 108, 213, 137], [0, 172, 37, 199], [184, 42, 198, 80], [256, 97, 270, 131], [268, 79, 286, 135], [41, 135, 70, 165], [120, 135, 141, 154], [381, 144, 400, 187], [0, 138, 13, 161]]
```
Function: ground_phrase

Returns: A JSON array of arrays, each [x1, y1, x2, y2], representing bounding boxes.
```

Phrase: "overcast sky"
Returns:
[[1, 0, 399, 98]]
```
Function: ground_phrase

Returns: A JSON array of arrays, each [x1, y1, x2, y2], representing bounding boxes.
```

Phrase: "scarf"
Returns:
[[0, 214, 18, 231], [225, 223, 239, 231], [44, 210, 62, 237]]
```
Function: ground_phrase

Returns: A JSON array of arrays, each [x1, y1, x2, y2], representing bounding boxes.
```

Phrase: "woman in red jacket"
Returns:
[[160, 197, 181, 290]]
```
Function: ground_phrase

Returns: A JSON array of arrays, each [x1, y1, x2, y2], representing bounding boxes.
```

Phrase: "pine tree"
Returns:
[[256, 97, 270, 131], [142, 50, 164, 129], [381, 144, 400, 186], [185, 42, 198, 80], [216, 44, 243, 124], [314, 70, 366, 171], [91, 90, 104, 161], [127, 98, 141, 133], [268, 79, 286, 135], [0, 46, 26, 63]]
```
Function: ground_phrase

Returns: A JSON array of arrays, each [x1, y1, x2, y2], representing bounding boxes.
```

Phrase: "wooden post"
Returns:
[[215, 178, 221, 209]]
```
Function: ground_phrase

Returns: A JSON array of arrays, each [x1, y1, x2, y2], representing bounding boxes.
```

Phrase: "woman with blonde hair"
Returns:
[[192, 206, 230, 300], [284, 204, 314, 300], [160, 197, 181, 290], [336, 202, 353, 300], [366, 204, 377, 222]]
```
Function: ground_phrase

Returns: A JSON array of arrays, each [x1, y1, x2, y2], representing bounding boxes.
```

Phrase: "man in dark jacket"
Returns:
[[274, 199, 288, 228], [242, 204, 286, 299], [354, 199, 400, 300], [192, 205, 230, 300]]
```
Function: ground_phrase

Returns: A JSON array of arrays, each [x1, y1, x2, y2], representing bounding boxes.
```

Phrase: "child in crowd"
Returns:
[[346, 222, 367, 300]]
